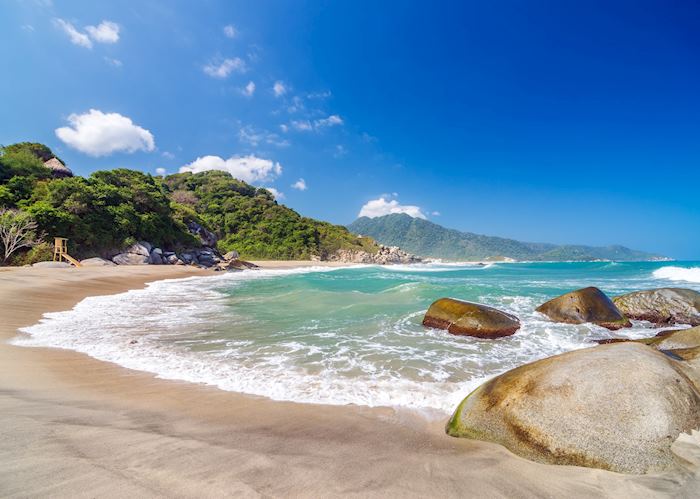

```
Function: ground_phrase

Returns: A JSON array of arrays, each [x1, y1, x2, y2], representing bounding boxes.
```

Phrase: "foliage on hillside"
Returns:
[[348, 213, 664, 261], [0, 142, 378, 263], [164, 171, 377, 259]]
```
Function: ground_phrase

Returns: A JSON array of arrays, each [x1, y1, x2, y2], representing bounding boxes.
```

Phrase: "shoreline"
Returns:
[[0, 264, 697, 497]]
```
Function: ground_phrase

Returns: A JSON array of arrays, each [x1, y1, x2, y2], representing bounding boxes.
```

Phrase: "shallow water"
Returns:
[[14, 261, 700, 414]]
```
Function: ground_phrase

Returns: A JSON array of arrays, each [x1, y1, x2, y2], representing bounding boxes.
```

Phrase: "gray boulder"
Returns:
[[80, 257, 116, 267], [187, 221, 218, 247], [149, 248, 164, 265], [165, 254, 180, 265], [446, 342, 700, 474], [613, 288, 700, 326], [32, 261, 72, 268], [112, 252, 150, 265], [224, 250, 240, 261]]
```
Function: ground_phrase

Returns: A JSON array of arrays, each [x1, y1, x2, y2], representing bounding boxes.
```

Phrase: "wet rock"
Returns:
[[536, 287, 631, 330], [613, 288, 700, 326], [446, 342, 700, 474], [422, 298, 520, 338]]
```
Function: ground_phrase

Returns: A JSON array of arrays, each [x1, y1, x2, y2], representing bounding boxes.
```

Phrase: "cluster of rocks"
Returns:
[[422, 286, 700, 474], [107, 241, 255, 271], [324, 245, 421, 264]]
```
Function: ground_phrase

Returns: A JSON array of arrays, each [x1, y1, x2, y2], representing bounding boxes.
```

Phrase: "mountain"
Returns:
[[0, 142, 381, 263], [347, 214, 666, 262]]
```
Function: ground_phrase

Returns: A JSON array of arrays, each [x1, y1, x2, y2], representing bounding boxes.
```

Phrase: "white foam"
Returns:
[[653, 266, 700, 284]]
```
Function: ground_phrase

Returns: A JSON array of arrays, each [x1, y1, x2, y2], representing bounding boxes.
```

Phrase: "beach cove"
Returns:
[[2, 263, 700, 497]]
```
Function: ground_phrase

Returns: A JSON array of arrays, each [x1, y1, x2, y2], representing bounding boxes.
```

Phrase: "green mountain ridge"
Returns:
[[347, 213, 667, 262]]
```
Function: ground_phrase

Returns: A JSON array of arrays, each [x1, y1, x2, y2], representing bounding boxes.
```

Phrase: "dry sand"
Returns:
[[1, 264, 698, 498]]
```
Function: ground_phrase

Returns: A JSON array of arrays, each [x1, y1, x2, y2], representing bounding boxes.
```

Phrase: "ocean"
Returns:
[[14, 261, 700, 416]]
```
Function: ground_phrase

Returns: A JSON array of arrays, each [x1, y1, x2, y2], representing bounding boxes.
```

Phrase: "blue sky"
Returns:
[[2, 0, 699, 259]]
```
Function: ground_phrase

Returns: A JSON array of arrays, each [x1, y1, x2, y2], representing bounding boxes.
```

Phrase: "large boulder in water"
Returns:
[[613, 288, 700, 326], [422, 298, 520, 338], [446, 343, 700, 474], [536, 287, 631, 330]]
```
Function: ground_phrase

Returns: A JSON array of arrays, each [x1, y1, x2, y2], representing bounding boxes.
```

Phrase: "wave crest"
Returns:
[[653, 266, 700, 283]]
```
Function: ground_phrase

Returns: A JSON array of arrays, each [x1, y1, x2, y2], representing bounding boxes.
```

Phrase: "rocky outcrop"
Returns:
[[446, 342, 700, 474], [613, 288, 700, 326], [79, 257, 116, 267], [422, 298, 520, 338], [326, 245, 421, 265], [536, 287, 631, 330], [43, 157, 73, 178], [111, 241, 152, 265], [187, 221, 218, 247]]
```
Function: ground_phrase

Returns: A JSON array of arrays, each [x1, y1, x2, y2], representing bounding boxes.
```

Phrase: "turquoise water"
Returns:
[[16, 261, 700, 414]]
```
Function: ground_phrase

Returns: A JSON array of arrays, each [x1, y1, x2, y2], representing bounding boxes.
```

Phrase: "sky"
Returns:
[[1, 0, 699, 259]]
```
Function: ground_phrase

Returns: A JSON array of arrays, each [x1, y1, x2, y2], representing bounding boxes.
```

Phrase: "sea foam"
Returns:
[[653, 266, 700, 283]]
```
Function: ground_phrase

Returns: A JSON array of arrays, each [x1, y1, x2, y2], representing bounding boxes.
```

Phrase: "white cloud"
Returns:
[[291, 120, 313, 131], [287, 96, 304, 113], [279, 124, 289, 133], [238, 125, 290, 148], [223, 25, 237, 38], [307, 90, 331, 99], [273, 81, 287, 97], [431, 211, 441, 216], [54, 18, 92, 48], [240, 80, 255, 97], [55, 109, 155, 157], [104, 57, 122, 67], [291, 178, 307, 191], [265, 187, 285, 200], [162, 151, 175, 160], [155, 167, 166, 176], [203, 57, 246, 78], [179, 155, 282, 184], [315, 114, 343, 128], [85, 21, 120, 44], [358, 196, 426, 219], [21, 24, 35, 32]]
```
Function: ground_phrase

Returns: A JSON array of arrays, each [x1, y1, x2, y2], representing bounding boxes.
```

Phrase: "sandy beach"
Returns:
[[1, 264, 698, 498]]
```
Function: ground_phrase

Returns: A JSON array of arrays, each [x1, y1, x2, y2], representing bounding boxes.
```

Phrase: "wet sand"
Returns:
[[0, 264, 698, 498]]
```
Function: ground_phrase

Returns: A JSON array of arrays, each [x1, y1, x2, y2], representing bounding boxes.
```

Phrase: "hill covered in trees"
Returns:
[[348, 213, 666, 262], [0, 142, 378, 264]]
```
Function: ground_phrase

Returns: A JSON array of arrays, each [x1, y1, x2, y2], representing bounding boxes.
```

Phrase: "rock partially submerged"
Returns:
[[446, 342, 700, 474], [422, 298, 520, 338], [613, 288, 700, 326], [536, 287, 631, 330]]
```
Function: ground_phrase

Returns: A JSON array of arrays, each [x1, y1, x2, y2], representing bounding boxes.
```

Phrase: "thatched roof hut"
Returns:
[[43, 157, 73, 178]]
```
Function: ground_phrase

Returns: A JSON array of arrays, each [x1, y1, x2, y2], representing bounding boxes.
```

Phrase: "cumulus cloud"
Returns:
[[273, 81, 287, 97], [85, 21, 120, 43], [53, 19, 92, 48], [358, 196, 426, 219], [155, 167, 166, 176], [55, 109, 155, 156], [54, 18, 120, 48], [265, 187, 285, 200], [179, 155, 282, 184], [291, 178, 307, 191], [223, 25, 237, 38], [241, 81, 255, 97], [290, 120, 313, 131], [315, 114, 343, 128], [203, 57, 246, 78]]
